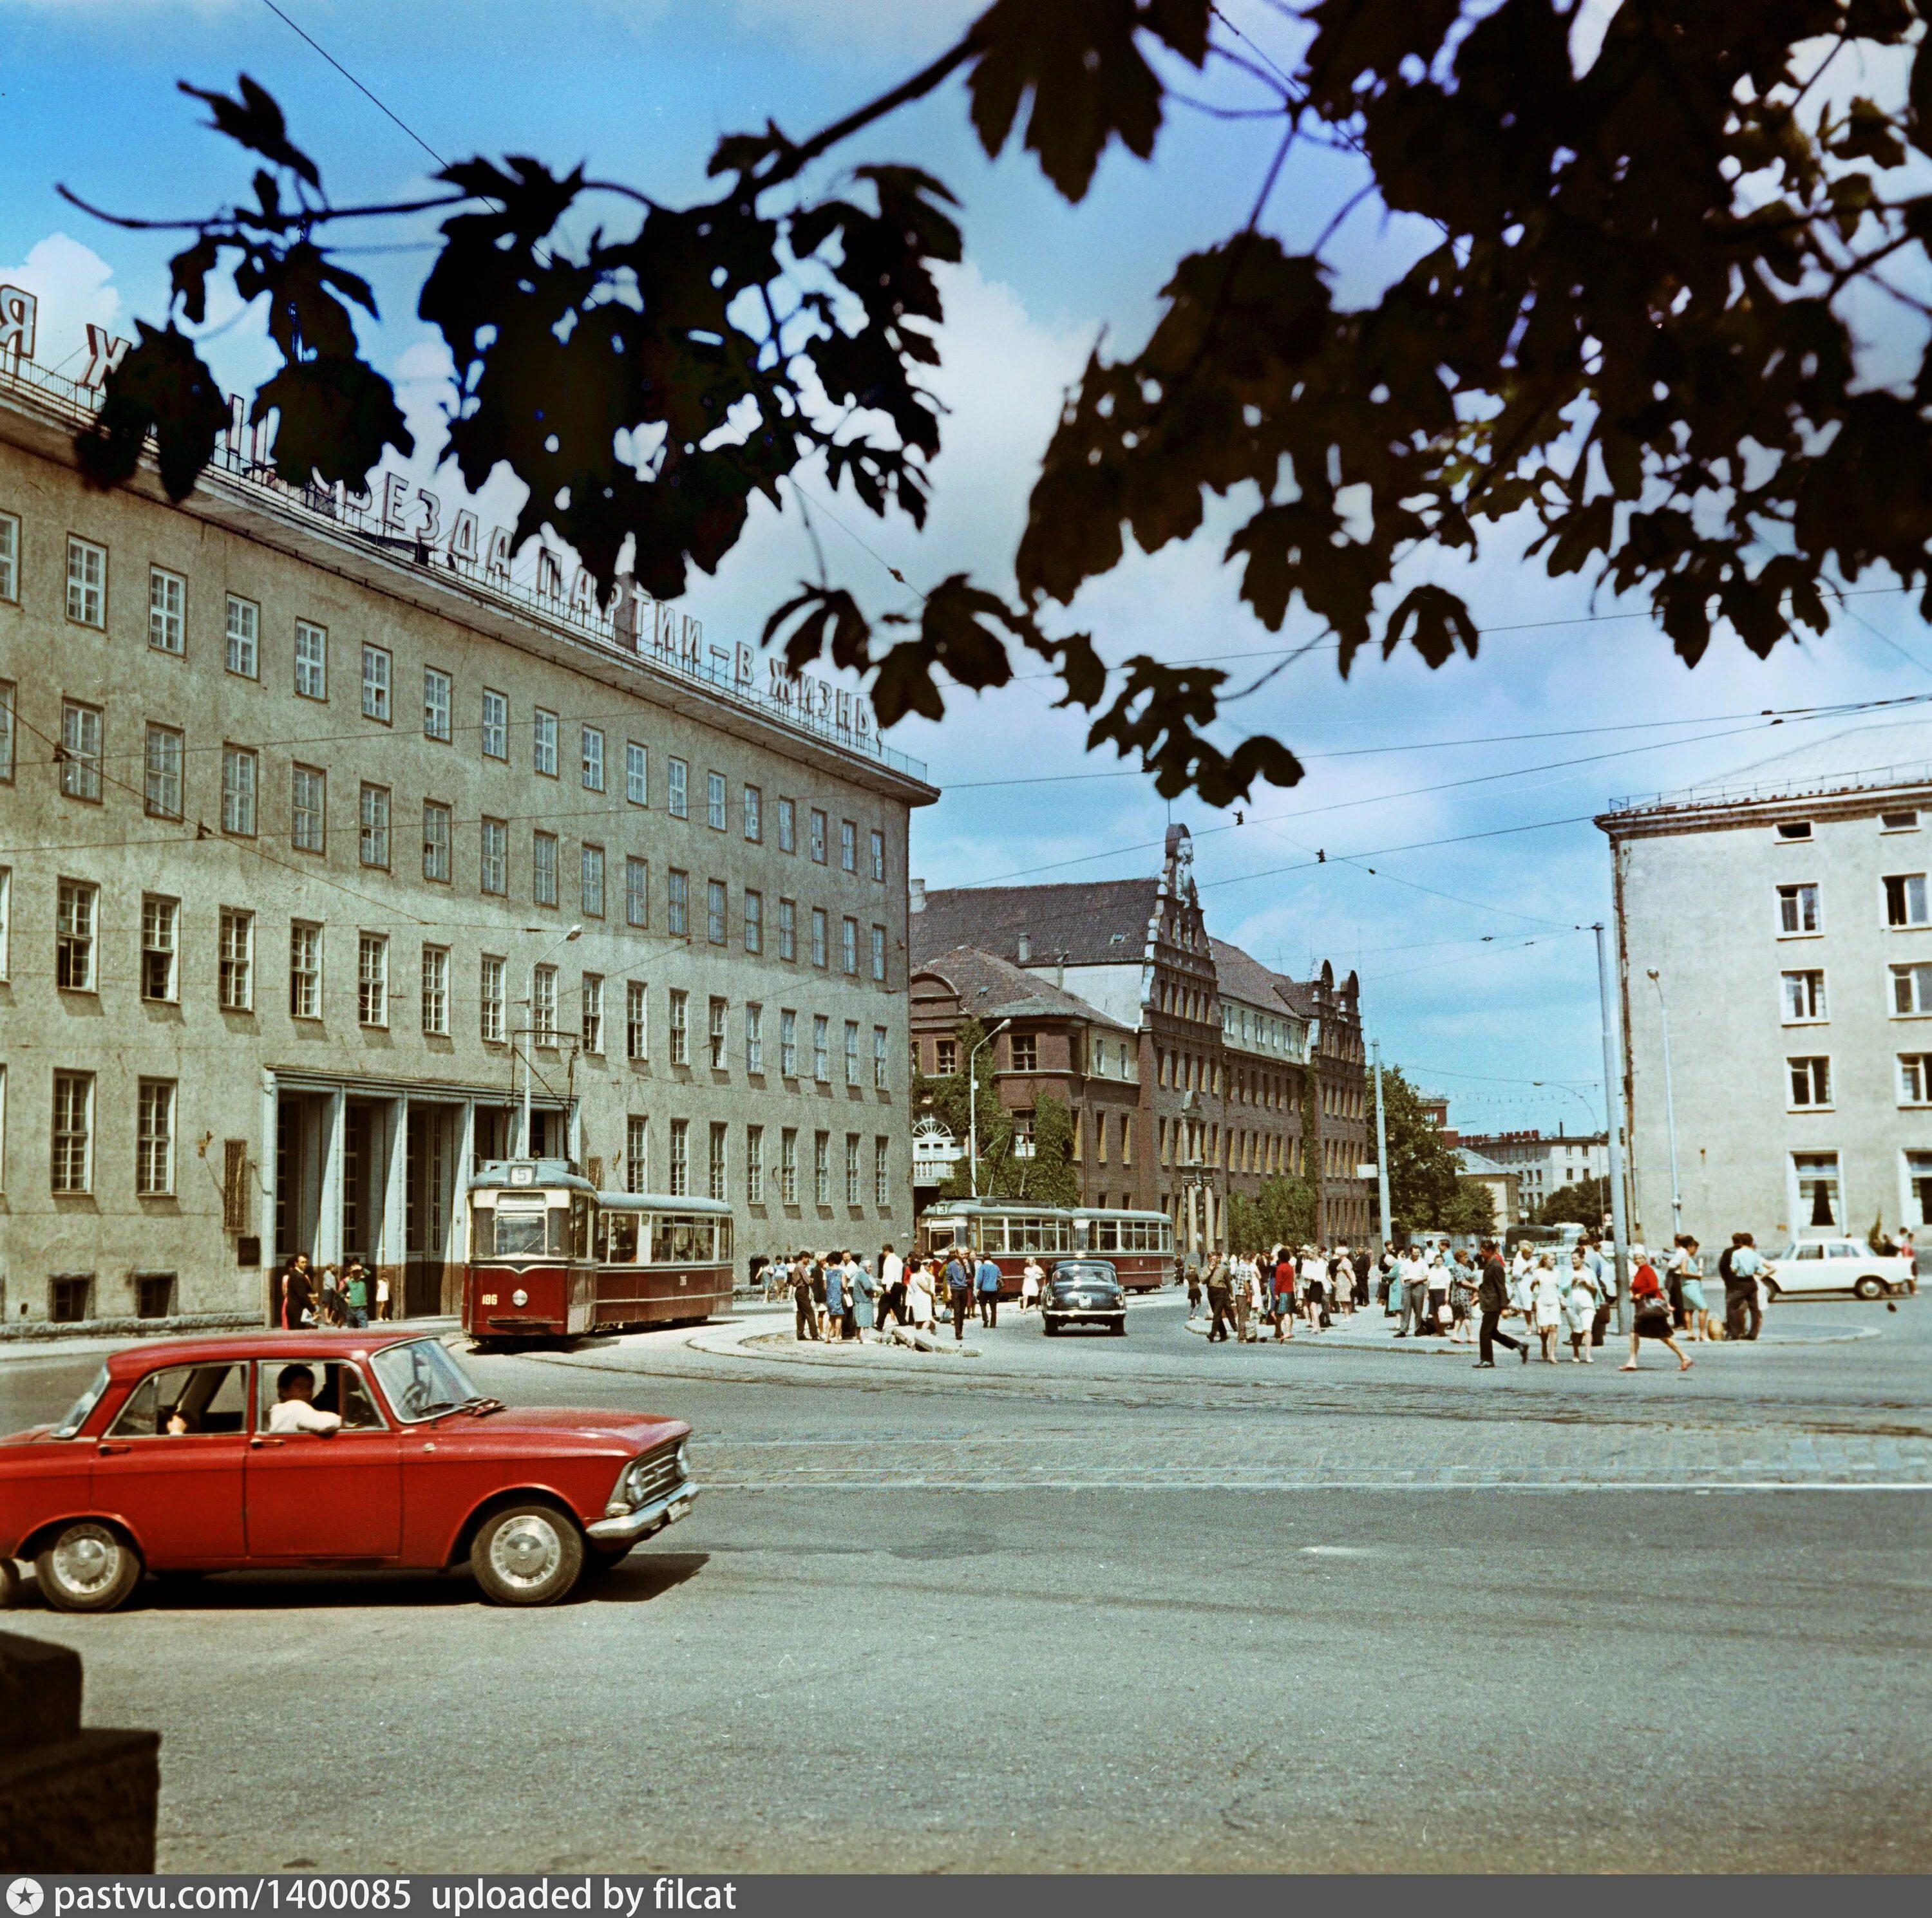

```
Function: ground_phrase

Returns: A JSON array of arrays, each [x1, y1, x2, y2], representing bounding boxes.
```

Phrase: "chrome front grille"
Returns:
[[630, 1439, 685, 1507]]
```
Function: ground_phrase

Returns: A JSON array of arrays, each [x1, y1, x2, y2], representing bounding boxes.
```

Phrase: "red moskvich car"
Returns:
[[0, 1331, 696, 1612]]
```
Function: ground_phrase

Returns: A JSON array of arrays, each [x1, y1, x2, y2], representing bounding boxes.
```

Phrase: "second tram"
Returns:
[[916, 1199, 1175, 1292]]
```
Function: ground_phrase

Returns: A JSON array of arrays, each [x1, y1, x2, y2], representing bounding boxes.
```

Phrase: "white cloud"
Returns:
[[0, 232, 122, 377]]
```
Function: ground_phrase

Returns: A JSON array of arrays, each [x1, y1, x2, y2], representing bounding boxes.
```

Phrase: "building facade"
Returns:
[[1600, 721, 1932, 1252], [1457, 1129, 1610, 1223], [0, 361, 934, 1331]]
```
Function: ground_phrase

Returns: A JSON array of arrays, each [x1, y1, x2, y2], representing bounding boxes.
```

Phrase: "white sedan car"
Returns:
[[1765, 1239, 1917, 1299]]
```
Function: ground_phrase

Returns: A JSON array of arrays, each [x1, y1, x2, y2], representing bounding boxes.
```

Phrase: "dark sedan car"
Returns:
[[1042, 1261, 1127, 1336]]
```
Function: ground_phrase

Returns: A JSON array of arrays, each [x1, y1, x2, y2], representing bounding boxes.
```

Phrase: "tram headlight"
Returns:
[[511, 1287, 529, 1308]]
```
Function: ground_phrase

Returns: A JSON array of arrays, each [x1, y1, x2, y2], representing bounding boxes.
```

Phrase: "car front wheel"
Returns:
[[1853, 1275, 1886, 1301], [1043, 1317, 1060, 1337], [36, 1521, 142, 1613], [471, 1503, 585, 1606]]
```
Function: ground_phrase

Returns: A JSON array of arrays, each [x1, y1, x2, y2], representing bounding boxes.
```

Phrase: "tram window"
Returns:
[[652, 1216, 714, 1263], [1094, 1219, 1119, 1251], [718, 1217, 732, 1259], [569, 1194, 592, 1259], [605, 1215, 639, 1263], [491, 1202, 547, 1256]]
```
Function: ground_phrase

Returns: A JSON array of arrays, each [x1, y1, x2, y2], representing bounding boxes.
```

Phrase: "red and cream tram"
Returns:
[[916, 1201, 1175, 1293], [464, 1159, 734, 1345]]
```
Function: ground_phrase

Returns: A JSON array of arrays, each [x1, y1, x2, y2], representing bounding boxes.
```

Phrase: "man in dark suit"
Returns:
[[1473, 1239, 1527, 1368]]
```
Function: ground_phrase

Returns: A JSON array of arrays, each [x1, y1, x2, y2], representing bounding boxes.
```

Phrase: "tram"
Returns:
[[463, 1158, 734, 1344], [916, 1199, 1175, 1293]]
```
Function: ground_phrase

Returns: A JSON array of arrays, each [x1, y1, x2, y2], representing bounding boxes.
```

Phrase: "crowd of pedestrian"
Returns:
[[766, 1242, 1054, 1346], [276, 1252, 388, 1330], [1186, 1243, 1370, 1343]]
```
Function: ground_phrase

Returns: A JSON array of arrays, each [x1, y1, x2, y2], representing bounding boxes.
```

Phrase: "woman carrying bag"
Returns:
[[1622, 1257, 1694, 1372]]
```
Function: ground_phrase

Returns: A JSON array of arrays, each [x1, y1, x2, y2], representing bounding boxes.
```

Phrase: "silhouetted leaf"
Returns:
[[178, 75, 320, 187], [75, 321, 229, 501]]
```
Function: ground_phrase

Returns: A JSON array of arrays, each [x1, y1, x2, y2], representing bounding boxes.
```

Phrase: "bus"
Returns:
[[916, 1200, 1175, 1293], [463, 1159, 734, 1345]]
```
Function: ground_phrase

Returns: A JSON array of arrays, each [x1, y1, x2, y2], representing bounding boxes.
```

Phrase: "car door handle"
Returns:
[[249, 1436, 285, 1449], [97, 1442, 131, 1456]]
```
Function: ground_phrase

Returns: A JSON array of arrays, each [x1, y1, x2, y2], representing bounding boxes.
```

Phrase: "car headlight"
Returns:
[[675, 1440, 690, 1480], [511, 1287, 529, 1307]]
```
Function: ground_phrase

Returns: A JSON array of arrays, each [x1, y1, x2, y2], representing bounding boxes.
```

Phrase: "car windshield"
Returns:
[[370, 1339, 484, 1423], [1054, 1269, 1116, 1288], [52, 1365, 110, 1438]]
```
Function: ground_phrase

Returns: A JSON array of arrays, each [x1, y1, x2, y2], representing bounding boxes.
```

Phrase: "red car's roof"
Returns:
[[104, 1329, 440, 1378]]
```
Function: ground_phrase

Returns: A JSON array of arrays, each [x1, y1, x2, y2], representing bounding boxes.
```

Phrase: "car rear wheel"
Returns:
[[1112, 1321, 1127, 1336], [36, 1522, 142, 1613], [1853, 1275, 1886, 1300], [471, 1503, 585, 1606], [1043, 1317, 1060, 1337], [1763, 1279, 1781, 1301]]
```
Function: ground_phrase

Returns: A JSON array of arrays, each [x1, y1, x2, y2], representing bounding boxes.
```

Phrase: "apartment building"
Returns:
[[1458, 1128, 1610, 1223], [0, 360, 935, 1330], [1600, 720, 1932, 1249]]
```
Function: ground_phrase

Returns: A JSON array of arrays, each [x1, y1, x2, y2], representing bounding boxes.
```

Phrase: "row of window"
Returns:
[[1779, 964, 1932, 1020], [1785, 1053, 1932, 1111], [1772, 813, 1921, 841], [1777, 877, 1932, 934], [623, 1115, 893, 1208]]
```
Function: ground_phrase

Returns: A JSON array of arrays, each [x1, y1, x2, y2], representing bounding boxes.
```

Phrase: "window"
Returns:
[[0, 510, 15, 600], [361, 643, 392, 720], [423, 801, 452, 883], [840, 819, 857, 872], [1900, 1054, 1932, 1105], [668, 988, 689, 1066], [814, 1131, 830, 1205], [140, 894, 178, 1001], [668, 868, 689, 937], [781, 1008, 799, 1077], [1882, 809, 1920, 832], [777, 797, 795, 853], [424, 668, 451, 742], [290, 922, 322, 1018], [744, 888, 763, 954], [708, 770, 727, 830], [582, 974, 604, 1053], [357, 784, 390, 868], [707, 879, 727, 945], [810, 808, 828, 863], [840, 916, 858, 976], [52, 1071, 93, 1192], [779, 897, 797, 962], [421, 945, 450, 1035], [0, 679, 12, 782], [1892, 962, 1932, 1015], [746, 1125, 764, 1203], [135, 1274, 175, 1321], [1010, 1031, 1039, 1072], [811, 907, 828, 968], [709, 1122, 728, 1200], [1777, 883, 1821, 935], [627, 740, 649, 805], [533, 964, 558, 1044], [1781, 970, 1826, 1022], [934, 1038, 956, 1075], [1776, 820, 1812, 842], [56, 879, 96, 991], [844, 1133, 862, 1205], [582, 844, 606, 917], [218, 908, 252, 1011], [708, 995, 728, 1069], [1886, 873, 1929, 928], [874, 1025, 888, 1089], [668, 757, 688, 818], [1788, 1055, 1831, 1107], [627, 979, 648, 1060], [135, 1078, 175, 1195], [869, 829, 885, 883], [669, 1118, 689, 1198], [50, 1276, 92, 1323], [1793, 1151, 1842, 1229], [480, 818, 508, 896], [746, 1002, 764, 1074], [222, 746, 256, 836], [480, 955, 506, 1043], [870, 923, 886, 983], [844, 1020, 860, 1086], [533, 831, 558, 907], [60, 700, 101, 800], [482, 688, 507, 759], [781, 1128, 799, 1203], [148, 567, 185, 655], [144, 724, 183, 820], [875, 1136, 890, 1207], [66, 535, 104, 626], [813, 1014, 830, 1082], [291, 766, 326, 853], [744, 785, 762, 841], [357, 933, 388, 1027], [627, 856, 649, 928], [225, 595, 258, 678], [582, 726, 605, 791], [294, 620, 327, 699], [533, 708, 558, 776], [625, 1115, 649, 1192]]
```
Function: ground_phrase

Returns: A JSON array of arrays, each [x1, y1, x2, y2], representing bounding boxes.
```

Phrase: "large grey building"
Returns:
[[0, 353, 935, 1331], [1600, 721, 1932, 1251]]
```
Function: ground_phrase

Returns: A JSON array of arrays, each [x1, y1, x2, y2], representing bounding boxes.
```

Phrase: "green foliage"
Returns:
[[1022, 1093, 1081, 1207], [1227, 1175, 1321, 1254], [72, 3, 1932, 802], [1365, 1061, 1466, 1234], [1443, 1180, 1495, 1238], [1532, 1174, 1611, 1230]]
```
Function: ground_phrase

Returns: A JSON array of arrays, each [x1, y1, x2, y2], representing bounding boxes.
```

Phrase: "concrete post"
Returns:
[[316, 1086, 346, 1268]]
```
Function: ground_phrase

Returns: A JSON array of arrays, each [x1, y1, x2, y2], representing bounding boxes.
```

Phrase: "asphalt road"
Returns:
[[3, 1293, 1929, 1870]]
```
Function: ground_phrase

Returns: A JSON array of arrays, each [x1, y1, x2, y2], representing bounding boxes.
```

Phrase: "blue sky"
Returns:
[[5, 0, 1928, 1134]]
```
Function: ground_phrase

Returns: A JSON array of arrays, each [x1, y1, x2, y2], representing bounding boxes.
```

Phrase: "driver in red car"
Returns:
[[267, 1364, 343, 1435]]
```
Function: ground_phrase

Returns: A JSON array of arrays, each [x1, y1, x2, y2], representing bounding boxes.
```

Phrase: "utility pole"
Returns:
[[1595, 922, 1633, 1333], [519, 924, 582, 1156], [1371, 1039, 1394, 1257], [1647, 968, 1684, 1243], [967, 1019, 1011, 1198]]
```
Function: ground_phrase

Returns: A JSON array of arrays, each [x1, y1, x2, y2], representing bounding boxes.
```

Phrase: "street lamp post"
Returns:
[[1594, 922, 1634, 1333], [967, 1019, 1011, 1199], [519, 924, 582, 1156], [1647, 967, 1685, 1243], [1371, 1040, 1394, 1258]]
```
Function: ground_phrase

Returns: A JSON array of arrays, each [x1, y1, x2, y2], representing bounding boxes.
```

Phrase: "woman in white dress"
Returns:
[[909, 1259, 937, 1331], [1531, 1252, 1565, 1362], [1564, 1247, 1600, 1362], [1020, 1256, 1043, 1314]]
